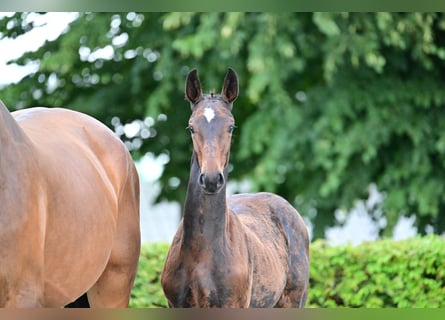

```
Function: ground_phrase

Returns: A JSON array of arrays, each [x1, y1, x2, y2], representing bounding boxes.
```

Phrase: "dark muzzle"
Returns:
[[198, 172, 225, 194]]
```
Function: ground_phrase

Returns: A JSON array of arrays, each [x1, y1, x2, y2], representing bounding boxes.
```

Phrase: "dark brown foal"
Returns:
[[161, 68, 309, 308]]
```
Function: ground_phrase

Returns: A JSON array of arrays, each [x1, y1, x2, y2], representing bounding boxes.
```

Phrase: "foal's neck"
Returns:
[[182, 153, 229, 247]]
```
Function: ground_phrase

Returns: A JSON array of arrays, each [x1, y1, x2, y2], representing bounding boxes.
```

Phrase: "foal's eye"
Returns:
[[186, 125, 195, 134], [228, 125, 237, 133]]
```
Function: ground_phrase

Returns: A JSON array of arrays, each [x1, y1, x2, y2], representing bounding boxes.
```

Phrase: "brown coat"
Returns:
[[0, 102, 140, 307]]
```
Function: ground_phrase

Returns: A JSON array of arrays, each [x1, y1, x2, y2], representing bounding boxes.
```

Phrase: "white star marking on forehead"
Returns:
[[203, 107, 215, 123]]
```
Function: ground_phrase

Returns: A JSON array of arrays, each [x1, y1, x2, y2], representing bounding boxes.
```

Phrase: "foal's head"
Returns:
[[185, 68, 239, 194]]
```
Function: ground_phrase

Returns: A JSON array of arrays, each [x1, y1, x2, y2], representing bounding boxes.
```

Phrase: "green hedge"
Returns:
[[309, 235, 445, 307], [129, 235, 445, 308], [129, 242, 170, 308]]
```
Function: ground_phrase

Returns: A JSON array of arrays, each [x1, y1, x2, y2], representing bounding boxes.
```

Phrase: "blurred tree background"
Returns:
[[1, 12, 445, 239]]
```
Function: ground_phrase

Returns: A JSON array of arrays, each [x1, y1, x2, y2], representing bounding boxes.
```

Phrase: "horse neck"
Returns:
[[182, 153, 229, 248]]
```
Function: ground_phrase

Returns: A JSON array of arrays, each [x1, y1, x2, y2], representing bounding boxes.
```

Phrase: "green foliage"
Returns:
[[131, 236, 445, 308], [130, 242, 169, 308], [2, 13, 445, 236], [309, 235, 445, 307]]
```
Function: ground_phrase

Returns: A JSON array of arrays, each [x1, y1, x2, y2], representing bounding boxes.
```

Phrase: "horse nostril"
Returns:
[[199, 173, 206, 187], [217, 173, 224, 188], [198, 172, 225, 193]]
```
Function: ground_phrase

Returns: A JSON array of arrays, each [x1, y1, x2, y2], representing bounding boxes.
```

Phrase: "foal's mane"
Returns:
[[209, 89, 216, 99]]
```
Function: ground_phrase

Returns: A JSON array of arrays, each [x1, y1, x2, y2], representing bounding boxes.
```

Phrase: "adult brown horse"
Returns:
[[161, 68, 310, 308], [0, 101, 140, 307]]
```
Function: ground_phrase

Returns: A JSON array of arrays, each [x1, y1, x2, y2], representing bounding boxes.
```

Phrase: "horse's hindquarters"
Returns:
[[12, 107, 141, 307], [229, 192, 310, 307]]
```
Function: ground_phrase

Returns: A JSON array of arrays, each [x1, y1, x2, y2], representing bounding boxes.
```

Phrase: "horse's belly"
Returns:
[[248, 254, 287, 307]]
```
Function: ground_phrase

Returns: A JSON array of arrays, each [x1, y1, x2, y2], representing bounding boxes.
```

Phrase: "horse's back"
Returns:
[[228, 192, 307, 242], [14, 107, 133, 202], [12, 107, 140, 307], [13, 107, 127, 173], [228, 192, 310, 307]]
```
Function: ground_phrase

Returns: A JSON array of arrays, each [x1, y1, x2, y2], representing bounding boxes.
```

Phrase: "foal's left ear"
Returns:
[[221, 67, 239, 106]]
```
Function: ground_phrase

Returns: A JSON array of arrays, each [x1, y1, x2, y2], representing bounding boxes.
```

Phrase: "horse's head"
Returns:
[[185, 68, 239, 194]]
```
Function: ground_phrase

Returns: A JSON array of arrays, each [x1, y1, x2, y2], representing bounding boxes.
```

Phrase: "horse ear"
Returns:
[[221, 67, 239, 105], [185, 69, 203, 106]]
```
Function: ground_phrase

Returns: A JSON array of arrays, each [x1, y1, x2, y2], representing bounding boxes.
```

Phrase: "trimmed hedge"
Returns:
[[129, 235, 445, 308], [309, 235, 445, 307], [129, 242, 170, 308]]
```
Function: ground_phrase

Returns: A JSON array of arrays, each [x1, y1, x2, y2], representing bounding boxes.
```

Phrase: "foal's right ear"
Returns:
[[185, 69, 203, 106]]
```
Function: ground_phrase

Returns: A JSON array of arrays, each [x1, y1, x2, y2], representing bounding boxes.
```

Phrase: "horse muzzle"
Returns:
[[198, 171, 225, 194]]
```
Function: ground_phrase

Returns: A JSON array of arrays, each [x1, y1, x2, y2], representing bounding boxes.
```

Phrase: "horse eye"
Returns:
[[186, 125, 195, 134], [228, 125, 237, 133]]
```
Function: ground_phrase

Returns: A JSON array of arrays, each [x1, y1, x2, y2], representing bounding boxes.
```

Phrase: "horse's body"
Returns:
[[161, 68, 309, 308], [0, 102, 140, 307]]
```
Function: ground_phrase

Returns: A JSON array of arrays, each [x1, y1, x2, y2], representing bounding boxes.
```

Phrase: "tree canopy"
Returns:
[[2, 12, 445, 238]]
